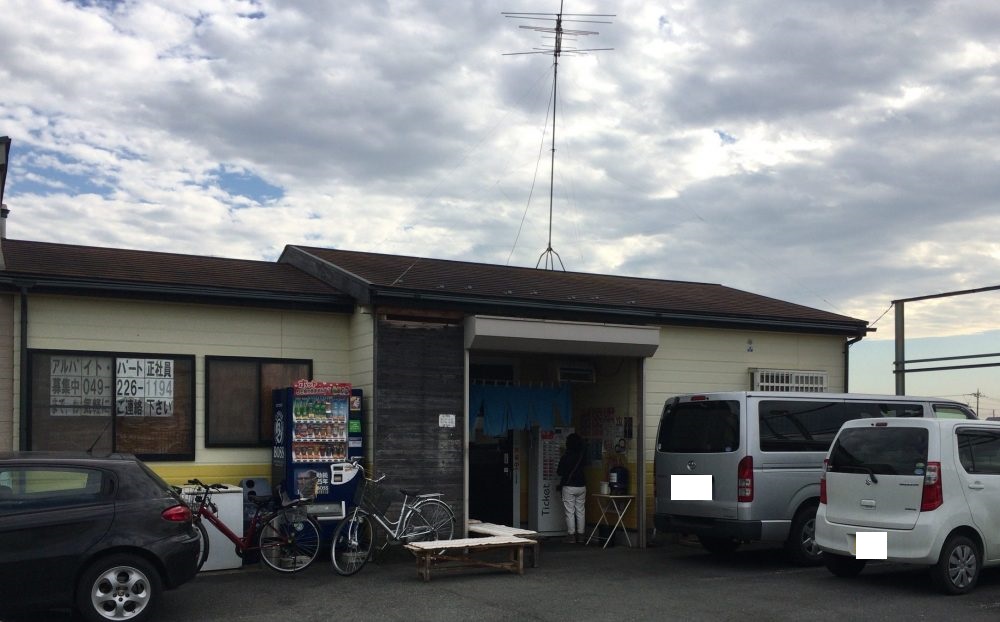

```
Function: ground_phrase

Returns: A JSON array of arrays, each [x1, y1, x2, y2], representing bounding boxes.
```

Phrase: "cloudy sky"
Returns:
[[2, 0, 999, 412]]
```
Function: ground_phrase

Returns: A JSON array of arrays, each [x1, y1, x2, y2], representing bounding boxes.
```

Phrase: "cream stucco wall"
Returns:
[[349, 306, 375, 462], [15, 293, 355, 480], [572, 356, 641, 528], [10, 289, 855, 512], [639, 325, 848, 526]]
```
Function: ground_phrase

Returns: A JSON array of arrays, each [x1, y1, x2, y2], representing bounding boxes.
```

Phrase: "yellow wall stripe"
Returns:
[[147, 463, 273, 488]]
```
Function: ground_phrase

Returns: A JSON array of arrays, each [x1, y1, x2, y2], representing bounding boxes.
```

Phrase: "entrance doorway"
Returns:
[[468, 380, 573, 527], [468, 434, 513, 525], [464, 317, 656, 540]]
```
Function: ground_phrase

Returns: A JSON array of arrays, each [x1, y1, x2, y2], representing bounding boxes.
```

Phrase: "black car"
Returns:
[[0, 452, 200, 621]]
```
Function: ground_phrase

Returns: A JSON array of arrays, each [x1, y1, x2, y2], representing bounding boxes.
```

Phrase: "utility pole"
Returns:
[[971, 389, 983, 418]]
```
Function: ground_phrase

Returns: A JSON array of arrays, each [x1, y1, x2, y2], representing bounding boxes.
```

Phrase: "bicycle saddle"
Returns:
[[248, 494, 273, 508], [399, 489, 443, 498]]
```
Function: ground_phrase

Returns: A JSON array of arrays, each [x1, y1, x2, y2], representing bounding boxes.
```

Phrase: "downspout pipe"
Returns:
[[18, 285, 29, 450]]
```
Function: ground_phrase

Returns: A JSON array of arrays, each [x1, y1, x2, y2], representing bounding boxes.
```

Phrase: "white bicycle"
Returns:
[[330, 460, 455, 576]]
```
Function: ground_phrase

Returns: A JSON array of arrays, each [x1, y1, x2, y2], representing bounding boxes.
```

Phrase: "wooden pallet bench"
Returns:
[[405, 536, 535, 582], [467, 520, 540, 567]]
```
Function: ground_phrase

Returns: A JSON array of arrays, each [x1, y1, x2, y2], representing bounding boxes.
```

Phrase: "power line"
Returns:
[[507, 80, 556, 266], [868, 303, 894, 328]]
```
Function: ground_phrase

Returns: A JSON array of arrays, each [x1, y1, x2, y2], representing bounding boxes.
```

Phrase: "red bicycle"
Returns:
[[184, 479, 321, 573]]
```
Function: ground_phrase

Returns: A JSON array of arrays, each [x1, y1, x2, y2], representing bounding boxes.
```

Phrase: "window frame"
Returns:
[[0, 466, 111, 514], [657, 399, 741, 453], [957, 429, 1000, 475], [758, 400, 848, 452], [26, 349, 196, 461], [757, 399, 925, 453], [829, 427, 930, 475], [934, 404, 978, 420], [204, 356, 312, 448]]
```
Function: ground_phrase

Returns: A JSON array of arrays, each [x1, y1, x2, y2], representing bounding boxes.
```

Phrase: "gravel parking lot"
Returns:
[[9, 536, 1000, 621]]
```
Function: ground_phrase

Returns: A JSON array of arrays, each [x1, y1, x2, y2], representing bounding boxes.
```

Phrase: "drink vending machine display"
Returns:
[[272, 380, 364, 523]]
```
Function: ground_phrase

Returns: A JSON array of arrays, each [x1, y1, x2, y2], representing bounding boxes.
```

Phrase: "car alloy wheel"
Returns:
[[77, 554, 161, 622], [786, 504, 823, 566]]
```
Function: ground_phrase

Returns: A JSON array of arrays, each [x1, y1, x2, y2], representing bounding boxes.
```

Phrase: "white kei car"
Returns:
[[815, 418, 1000, 594]]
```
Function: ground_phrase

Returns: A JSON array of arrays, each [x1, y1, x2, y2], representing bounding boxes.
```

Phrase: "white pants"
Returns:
[[561, 485, 586, 535]]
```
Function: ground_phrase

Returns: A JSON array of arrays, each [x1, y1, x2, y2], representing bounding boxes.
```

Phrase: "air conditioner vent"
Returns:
[[750, 368, 827, 392], [557, 363, 596, 384]]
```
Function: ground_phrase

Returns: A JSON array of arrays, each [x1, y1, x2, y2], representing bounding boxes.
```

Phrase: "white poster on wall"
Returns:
[[49, 356, 113, 416], [115, 358, 174, 417]]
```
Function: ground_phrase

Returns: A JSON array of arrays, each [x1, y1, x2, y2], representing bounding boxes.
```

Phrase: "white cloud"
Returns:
[[2, 0, 1000, 395]]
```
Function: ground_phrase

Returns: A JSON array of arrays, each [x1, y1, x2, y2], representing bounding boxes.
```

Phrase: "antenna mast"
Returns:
[[503, 2, 613, 270]]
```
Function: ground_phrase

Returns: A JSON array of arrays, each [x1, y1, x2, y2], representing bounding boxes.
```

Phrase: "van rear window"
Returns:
[[829, 427, 929, 476], [657, 400, 739, 453]]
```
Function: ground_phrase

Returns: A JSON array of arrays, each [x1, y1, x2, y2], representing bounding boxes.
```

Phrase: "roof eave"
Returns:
[[0, 275, 356, 313], [369, 289, 868, 337]]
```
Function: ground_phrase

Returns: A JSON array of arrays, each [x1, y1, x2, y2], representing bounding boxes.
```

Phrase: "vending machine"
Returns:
[[528, 426, 574, 535], [272, 380, 364, 522]]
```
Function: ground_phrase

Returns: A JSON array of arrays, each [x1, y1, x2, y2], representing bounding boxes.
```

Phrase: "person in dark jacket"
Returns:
[[557, 433, 586, 543]]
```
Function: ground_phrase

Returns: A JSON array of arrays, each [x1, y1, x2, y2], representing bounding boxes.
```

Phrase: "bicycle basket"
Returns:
[[358, 478, 390, 514], [180, 487, 203, 512]]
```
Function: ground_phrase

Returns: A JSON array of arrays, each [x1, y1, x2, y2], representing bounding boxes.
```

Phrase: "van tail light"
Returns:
[[162, 503, 193, 522], [920, 462, 942, 511], [738, 455, 754, 502], [819, 458, 828, 505]]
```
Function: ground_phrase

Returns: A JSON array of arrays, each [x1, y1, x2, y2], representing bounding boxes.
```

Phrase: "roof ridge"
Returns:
[[293, 245, 724, 288]]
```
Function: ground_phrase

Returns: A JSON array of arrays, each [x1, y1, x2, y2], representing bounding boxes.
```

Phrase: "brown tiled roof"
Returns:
[[1, 239, 347, 298], [0, 238, 865, 332], [292, 246, 865, 327]]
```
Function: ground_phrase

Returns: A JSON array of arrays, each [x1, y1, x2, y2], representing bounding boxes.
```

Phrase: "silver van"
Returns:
[[653, 391, 977, 565]]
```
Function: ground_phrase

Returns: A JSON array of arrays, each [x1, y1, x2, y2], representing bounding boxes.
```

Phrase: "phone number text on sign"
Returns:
[[49, 356, 114, 416], [115, 358, 174, 417]]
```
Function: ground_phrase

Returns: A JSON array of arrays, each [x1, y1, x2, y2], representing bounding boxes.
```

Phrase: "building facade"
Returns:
[[0, 238, 868, 544]]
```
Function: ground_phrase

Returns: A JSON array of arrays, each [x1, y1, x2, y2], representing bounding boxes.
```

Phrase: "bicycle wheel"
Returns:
[[258, 510, 321, 573], [331, 512, 374, 576], [402, 499, 456, 542], [193, 520, 210, 571]]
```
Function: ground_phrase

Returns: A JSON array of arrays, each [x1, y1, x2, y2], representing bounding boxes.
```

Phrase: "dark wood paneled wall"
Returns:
[[374, 318, 465, 522]]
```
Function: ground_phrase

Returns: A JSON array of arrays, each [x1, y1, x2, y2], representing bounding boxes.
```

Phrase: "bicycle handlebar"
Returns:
[[344, 459, 385, 483], [186, 478, 226, 490]]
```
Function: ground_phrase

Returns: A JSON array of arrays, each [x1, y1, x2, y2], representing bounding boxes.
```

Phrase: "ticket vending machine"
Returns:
[[528, 426, 574, 535]]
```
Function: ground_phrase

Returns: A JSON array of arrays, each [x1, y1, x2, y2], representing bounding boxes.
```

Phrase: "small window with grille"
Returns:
[[750, 369, 828, 392]]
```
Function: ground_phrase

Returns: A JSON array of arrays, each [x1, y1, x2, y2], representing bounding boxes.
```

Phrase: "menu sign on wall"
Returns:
[[49, 356, 175, 417]]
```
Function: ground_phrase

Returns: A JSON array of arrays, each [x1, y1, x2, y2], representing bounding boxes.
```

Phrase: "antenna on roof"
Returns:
[[503, 2, 613, 271]]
